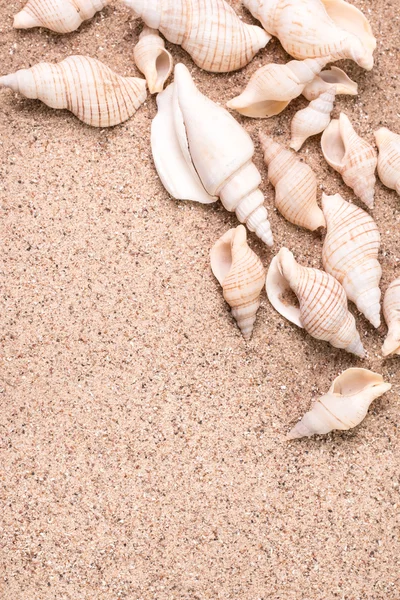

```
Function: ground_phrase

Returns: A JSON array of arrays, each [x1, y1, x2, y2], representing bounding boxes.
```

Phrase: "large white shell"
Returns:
[[0, 56, 147, 127], [382, 278, 400, 356], [375, 127, 400, 196], [13, 0, 108, 33], [290, 87, 336, 151], [287, 368, 391, 439], [134, 27, 173, 94], [302, 66, 358, 101]]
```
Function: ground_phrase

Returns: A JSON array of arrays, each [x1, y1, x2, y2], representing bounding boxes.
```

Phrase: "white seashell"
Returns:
[[0, 56, 147, 127], [266, 247, 365, 357], [243, 0, 376, 70], [382, 278, 400, 356], [210, 225, 265, 340], [134, 27, 173, 94], [287, 368, 391, 439], [321, 113, 377, 208], [227, 57, 328, 118], [290, 87, 336, 151], [123, 0, 270, 73], [302, 66, 357, 101], [13, 0, 108, 33], [374, 127, 400, 196], [151, 63, 274, 246], [322, 193, 381, 328], [259, 133, 325, 231]]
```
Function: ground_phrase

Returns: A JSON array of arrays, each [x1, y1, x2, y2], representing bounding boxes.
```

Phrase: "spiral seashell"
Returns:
[[0, 56, 147, 127], [151, 63, 274, 246], [134, 27, 173, 94], [287, 368, 391, 439], [122, 0, 270, 73], [266, 247, 365, 357], [382, 279, 400, 356], [227, 57, 328, 118], [13, 0, 109, 33], [259, 134, 325, 231], [321, 113, 377, 208], [302, 66, 357, 101], [322, 193, 381, 328], [243, 0, 376, 70], [374, 127, 400, 196], [290, 87, 336, 151], [210, 225, 265, 340]]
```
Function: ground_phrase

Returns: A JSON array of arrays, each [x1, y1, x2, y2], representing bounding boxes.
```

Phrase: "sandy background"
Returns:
[[0, 0, 399, 598]]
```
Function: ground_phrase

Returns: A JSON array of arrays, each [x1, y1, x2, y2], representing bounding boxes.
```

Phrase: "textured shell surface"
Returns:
[[290, 87, 336, 151], [382, 278, 400, 356], [266, 247, 365, 357], [302, 66, 357, 101], [123, 0, 270, 72], [259, 133, 325, 231], [210, 225, 266, 340], [243, 0, 376, 70], [321, 113, 377, 208], [287, 368, 391, 439], [375, 127, 400, 195], [13, 0, 108, 33], [151, 63, 274, 246], [134, 27, 173, 93]]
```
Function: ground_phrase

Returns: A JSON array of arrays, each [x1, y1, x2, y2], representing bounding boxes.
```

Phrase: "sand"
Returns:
[[1, 1, 399, 598]]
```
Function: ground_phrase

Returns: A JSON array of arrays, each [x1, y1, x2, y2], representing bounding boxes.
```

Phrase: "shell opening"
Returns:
[[266, 251, 302, 328], [331, 368, 383, 396]]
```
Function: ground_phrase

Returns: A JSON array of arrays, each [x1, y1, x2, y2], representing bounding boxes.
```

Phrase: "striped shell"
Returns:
[[134, 27, 173, 94], [290, 87, 336, 151], [302, 66, 358, 101], [382, 278, 400, 356], [13, 0, 108, 33], [375, 127, 400, 196]]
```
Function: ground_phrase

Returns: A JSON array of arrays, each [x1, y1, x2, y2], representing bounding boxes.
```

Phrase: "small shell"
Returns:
[[13, 0, 108, 33], [259, 133, 325, 231], [290, 87, 336, 151], [266, 247, 365, 357], [374, 127, 400, 196], [287, 368, 391, 439], [134, 27, 173, 94], [302, 66, 358, 101], [321, 113, 377, 208], [210, 225, 265, 340], [382, 279, 400, 356]]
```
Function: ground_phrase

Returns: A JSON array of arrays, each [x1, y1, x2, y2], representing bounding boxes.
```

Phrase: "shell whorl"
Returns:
[[13, 0, 109, 33], [290, 87, 336, 151], [382, 278, 400, 356], [375, 127, 400, 195]]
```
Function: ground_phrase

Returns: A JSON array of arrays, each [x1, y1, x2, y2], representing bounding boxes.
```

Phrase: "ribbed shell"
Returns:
[[0, 56, 147, 127], [259, 133, 325, 231], [382, 278, 400, 356], [134, 27, 173, 94], [13, 0, 108, 33], [302, 66, 358, 101], [375, 127, 400, 196], [290, 87, 336, 151], [123, 0, 270, 73]]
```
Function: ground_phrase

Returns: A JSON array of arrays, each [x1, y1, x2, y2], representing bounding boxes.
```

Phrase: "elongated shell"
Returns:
[[287, 368, 391, 439], [266, 247, 365, 357], [134, 27, 173, 94], [375, 127, 400, 196], [210, 225, 265, 339], [227, 57, 328, 118], [14, 0, 108, 33], [321, 113, 377, 208], [259, 134, 325, 231], [322, 193, 381, 328], [243, 0, 376, 70], [123, 0, 270, 73], [151, 63, 274, 246], [290, 87, 336, 151], [382, 279, 400, 356], [302, 66, 357, 101], [0, 56, 147, 127]]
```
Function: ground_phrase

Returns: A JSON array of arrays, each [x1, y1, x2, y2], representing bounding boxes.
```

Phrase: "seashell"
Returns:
[[0, 56, 147, 127], [374, 127, 400, 196], [321, 193, 381, 328], [259, 133, 325, 231], [243, 0, 376, 70], [134, 27, 173, 94], [290, 87, 336, 151], [151, 63, 274, 246], [123, 0, 270, 73], [266, 247, 365, 357], [302, 66, 357, 101], [13, 0, 109, 33], [210, 225, 265, 340], [321, 113, 377, 208], [382, 278, 400, 356], [287, 368, 391, 439], [227, 57, 328, 118]]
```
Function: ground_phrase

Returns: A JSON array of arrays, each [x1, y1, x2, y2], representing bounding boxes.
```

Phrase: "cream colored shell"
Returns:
[[382, 278, 400, 356], [210, 225, 265, 340], [302, 66, 358, 101], [134, 27, 173, 94], [13, 0, 108, 33], [0, 56, 147, 127], [287, 368, 391, 439], [375, 127, 400, 196], [290, 87, 336, 151]]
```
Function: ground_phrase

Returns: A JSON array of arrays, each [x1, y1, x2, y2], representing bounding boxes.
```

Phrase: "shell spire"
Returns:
[[290, 87, 336, 151], [382, 279, 400, 356], [134, 27, 173, 94], [13, 0, 109, 33], [375, 127, 400, 196]]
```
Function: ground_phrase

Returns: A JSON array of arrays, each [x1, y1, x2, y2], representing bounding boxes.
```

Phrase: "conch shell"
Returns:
[[266, 247, 365, 357], [287, 368, 391, 439], [13, 0, 109, 33], [375, 127, 400, 196], [290, 87, 336, 151], [227, 57, 328, 118], [382, 278, 400, 356], [302, 66, 358, 101], [122, 0, 270, 73], [134, 27, 173, 94], [151, 63, 274, 246], [210, 225, 265, 340], [259, 134, 325, 231], [321, 113, 377, 208], [0, 56, 147, 127], [243, 0, 376, 70]]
